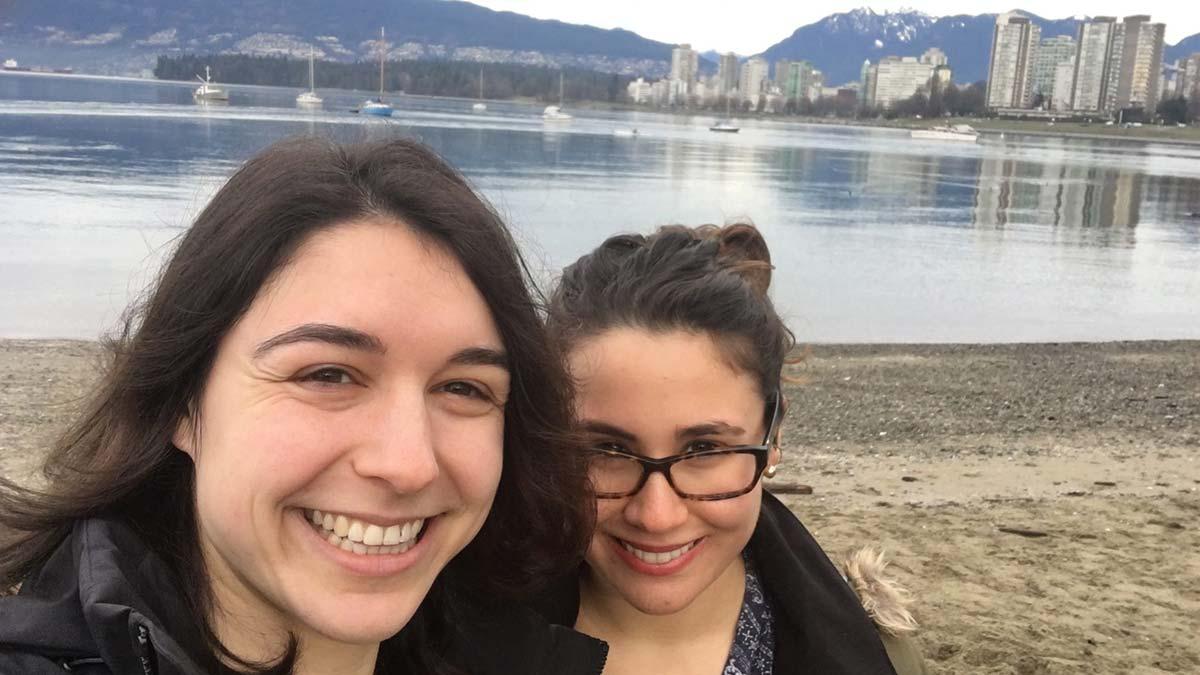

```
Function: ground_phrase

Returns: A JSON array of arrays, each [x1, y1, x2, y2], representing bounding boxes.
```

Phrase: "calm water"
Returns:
[[2, 71, 1199, 342]]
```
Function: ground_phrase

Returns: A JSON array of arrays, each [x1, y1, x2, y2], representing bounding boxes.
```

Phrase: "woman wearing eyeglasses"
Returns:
[[540, 223, 928, 674]]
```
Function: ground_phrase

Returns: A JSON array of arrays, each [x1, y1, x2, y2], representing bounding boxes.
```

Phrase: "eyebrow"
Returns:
[[581, 420, 747, 440], [580, 421, 638, 442], [678, 422, 746, 439], [448, 347, 509, 371], [253, 323, 385, 359]]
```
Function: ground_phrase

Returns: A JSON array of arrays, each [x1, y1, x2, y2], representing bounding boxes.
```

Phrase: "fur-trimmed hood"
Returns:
[[841, 547, 920, 637]]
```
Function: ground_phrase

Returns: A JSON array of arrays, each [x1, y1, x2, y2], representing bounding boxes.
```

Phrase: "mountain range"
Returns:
[[0, 0, 673, 76], [1, 2, 1197, 87], [762, 9, 1198, 85]]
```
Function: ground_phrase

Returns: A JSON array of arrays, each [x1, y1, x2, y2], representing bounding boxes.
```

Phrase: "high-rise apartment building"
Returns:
[[873, 56, 939, 109], [1072, 15, 1165, 115], [986, 11, 1041, 109], [781, 61, 817, 102], [717, 52, 739, 95], [738, 57, 769, 101], [1111, 16, 1165, 112], [670, 44, 699, 94], [1182, 53, 1200, 100], [1029, 35, 1076, 105], [1072, 17, 1119, 112]]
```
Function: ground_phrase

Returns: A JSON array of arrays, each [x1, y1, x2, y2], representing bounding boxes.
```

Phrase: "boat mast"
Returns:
[[558, 71, 564, 106], [308, 48, 316, 93], [379, 27, 385, 98], [479, 66, 484, 100]]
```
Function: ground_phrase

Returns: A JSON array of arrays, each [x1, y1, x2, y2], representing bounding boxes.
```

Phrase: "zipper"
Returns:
[[134, 624, 157, 675]]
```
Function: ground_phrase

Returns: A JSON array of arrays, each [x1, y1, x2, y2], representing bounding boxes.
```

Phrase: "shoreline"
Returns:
[[2, 338, 1197, 673], [7, 69, 1198, 148]]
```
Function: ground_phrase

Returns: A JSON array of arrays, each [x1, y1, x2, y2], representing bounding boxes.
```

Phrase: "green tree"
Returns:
[[1156, 96, 1189, 125]]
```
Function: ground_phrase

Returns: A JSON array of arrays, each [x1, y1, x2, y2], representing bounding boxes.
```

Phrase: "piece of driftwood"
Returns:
[[771, 482, 814, 495], [998, 526, 1049, 538]]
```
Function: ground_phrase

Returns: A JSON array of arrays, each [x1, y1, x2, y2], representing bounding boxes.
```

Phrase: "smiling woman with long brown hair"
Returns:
[[0, 136, 598, 675]]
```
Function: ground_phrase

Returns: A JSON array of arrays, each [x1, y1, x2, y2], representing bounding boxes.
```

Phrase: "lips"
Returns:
[[609, 536, 705, 576]]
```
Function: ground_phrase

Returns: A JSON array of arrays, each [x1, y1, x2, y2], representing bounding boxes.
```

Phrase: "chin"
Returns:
[[621, 581, 700, 616], [302, 598, 424, 645]]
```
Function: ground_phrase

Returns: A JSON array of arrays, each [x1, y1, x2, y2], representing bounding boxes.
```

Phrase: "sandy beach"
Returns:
[[1, 339, 1197, 674]]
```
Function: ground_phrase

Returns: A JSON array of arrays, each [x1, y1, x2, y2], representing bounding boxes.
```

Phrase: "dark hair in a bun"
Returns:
[[548, 221, 793, 400]]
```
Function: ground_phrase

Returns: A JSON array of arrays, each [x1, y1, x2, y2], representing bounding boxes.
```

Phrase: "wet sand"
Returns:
[[2, 339, 1197, 674]]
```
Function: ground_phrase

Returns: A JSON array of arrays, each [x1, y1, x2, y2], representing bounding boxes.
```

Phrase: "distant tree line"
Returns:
[[154, 54, 633, 103], [1156, 96, 1200, 125]]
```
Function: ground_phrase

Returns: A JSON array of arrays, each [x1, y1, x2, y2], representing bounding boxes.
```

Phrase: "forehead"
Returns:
[[569, 328, 760, 426], [235, 218, 502, 352]]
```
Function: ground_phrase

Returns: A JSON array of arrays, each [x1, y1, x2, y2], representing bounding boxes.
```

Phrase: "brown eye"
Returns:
[[297, 367, 355, 386], [441, 381, 486, 399]]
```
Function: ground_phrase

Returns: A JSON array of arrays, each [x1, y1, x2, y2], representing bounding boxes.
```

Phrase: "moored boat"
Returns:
[[193, 66, 229, 101], [910, 124, 978, 142]]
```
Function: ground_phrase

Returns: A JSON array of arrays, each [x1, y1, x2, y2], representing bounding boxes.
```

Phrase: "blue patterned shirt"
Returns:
[[722, 554, 775, 675]]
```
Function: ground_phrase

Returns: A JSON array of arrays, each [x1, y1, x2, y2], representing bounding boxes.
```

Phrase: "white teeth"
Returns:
[[622, 540, 696, 565], [305, 509, 427, 555]]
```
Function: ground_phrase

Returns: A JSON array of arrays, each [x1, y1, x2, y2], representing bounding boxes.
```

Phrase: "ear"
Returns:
[[173, 413, 197, 458], [768, 443, 782, 469]]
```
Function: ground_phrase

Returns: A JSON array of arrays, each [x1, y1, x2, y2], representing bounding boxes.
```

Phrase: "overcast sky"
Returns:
[[469, 2, 1199, 54]]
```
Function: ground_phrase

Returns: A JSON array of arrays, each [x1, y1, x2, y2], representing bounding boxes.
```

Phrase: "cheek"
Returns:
[[698, 494, 762, 540], [593, 500, 626, 530], [441, 416, 505, 504]]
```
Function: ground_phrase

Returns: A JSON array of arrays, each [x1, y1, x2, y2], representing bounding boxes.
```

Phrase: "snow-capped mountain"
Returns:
[[763, 8, 1075, 85]]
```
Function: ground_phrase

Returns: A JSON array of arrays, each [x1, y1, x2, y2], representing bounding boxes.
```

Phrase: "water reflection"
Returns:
[[2, 72, 1199, 341]]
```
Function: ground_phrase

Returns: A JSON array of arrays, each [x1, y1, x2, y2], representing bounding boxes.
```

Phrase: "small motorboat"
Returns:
[[910, 124, 979, 142]]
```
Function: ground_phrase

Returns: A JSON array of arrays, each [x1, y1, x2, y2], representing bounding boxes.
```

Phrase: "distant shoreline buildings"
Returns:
[[982, 12, 1196, 121], [626, 12, 1196, 122]]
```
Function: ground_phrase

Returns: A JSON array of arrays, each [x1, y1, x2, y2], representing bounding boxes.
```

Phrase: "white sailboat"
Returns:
[[296, 48, 323, 107], [193, 66, 229, 102], [360, 27, 393, 117], [543, 72, 572, 122], [709, 95, 739, 133], [472, 66, 487, 112]]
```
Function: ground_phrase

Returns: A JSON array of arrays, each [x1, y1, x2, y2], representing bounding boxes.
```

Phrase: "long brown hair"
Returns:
[[0, 136, 592, 673], [548, 223, 794, 402]]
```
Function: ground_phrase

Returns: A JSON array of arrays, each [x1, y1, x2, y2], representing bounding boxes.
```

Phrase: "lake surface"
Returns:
[[2, 71, 1199, 342]]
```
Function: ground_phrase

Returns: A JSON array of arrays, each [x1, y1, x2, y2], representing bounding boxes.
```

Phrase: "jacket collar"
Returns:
[[0, 518, 207, 675], [752, 490, 898, 674]]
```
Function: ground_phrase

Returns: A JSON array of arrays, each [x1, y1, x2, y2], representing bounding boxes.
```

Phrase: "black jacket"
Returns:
[[0, 517, 607, 675], [536, 490, 899, 674]]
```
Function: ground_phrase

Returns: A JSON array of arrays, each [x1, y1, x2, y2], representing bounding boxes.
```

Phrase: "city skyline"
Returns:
[[470, 2, 1200, 54]]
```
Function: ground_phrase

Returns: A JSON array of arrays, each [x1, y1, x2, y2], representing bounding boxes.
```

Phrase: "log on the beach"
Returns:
[[998, 526, 1050, 538], [771, 482, 814, 495]]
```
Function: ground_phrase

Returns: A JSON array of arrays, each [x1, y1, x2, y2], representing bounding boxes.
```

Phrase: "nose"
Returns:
[[351, 388, 440, 493], [623, 473, 689, 533]]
